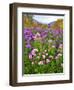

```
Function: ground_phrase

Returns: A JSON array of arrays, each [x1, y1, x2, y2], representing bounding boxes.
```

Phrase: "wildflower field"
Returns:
[[23, 14, 63, 74]]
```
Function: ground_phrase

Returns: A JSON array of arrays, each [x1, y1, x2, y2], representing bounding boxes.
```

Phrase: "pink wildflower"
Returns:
[[29, 53, 32, 59]]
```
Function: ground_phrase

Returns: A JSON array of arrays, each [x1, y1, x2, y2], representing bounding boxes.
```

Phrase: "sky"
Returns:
[[33, 15, 64, 24]]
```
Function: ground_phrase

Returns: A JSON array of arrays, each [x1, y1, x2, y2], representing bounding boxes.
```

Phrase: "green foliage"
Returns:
[[33, 40, 42, 51], [24, 53, 63, 74]]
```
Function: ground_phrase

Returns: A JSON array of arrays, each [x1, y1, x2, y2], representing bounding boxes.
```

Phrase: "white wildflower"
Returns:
[[44, 50, 47, 52], [32, 62, 34, 65], [49, 55, 53, 59], [38, 61, 44, 65], [42, 55, 46, 59], [34, 49, 38, 52], [57, 53, 62, 57], [36, 32, 41, 37], [48, 40, 52, 43], [46, 59, 50, 63], [52, 45, 55, 48], [46, 53, 48, 56], [55, 56, 59, 60]]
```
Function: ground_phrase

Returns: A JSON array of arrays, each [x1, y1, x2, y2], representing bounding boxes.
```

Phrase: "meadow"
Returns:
[[23, 14, 63, 74]]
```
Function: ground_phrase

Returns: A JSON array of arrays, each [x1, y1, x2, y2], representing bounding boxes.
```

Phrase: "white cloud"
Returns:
[[33, 15, 64, 24]]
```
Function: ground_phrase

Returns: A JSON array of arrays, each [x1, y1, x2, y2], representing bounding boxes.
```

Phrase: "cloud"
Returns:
[[33, 15, 64, 24]]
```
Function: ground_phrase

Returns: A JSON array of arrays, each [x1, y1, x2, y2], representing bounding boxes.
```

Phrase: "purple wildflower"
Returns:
[[26, 43, 31, 48], [24, 28, 33, 40], [29, 49, 38, 60], [24, 28, 34, 48], [31, 49, 38, 56], [51, 29, 63, 37], [41, 30, 48, 39]]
